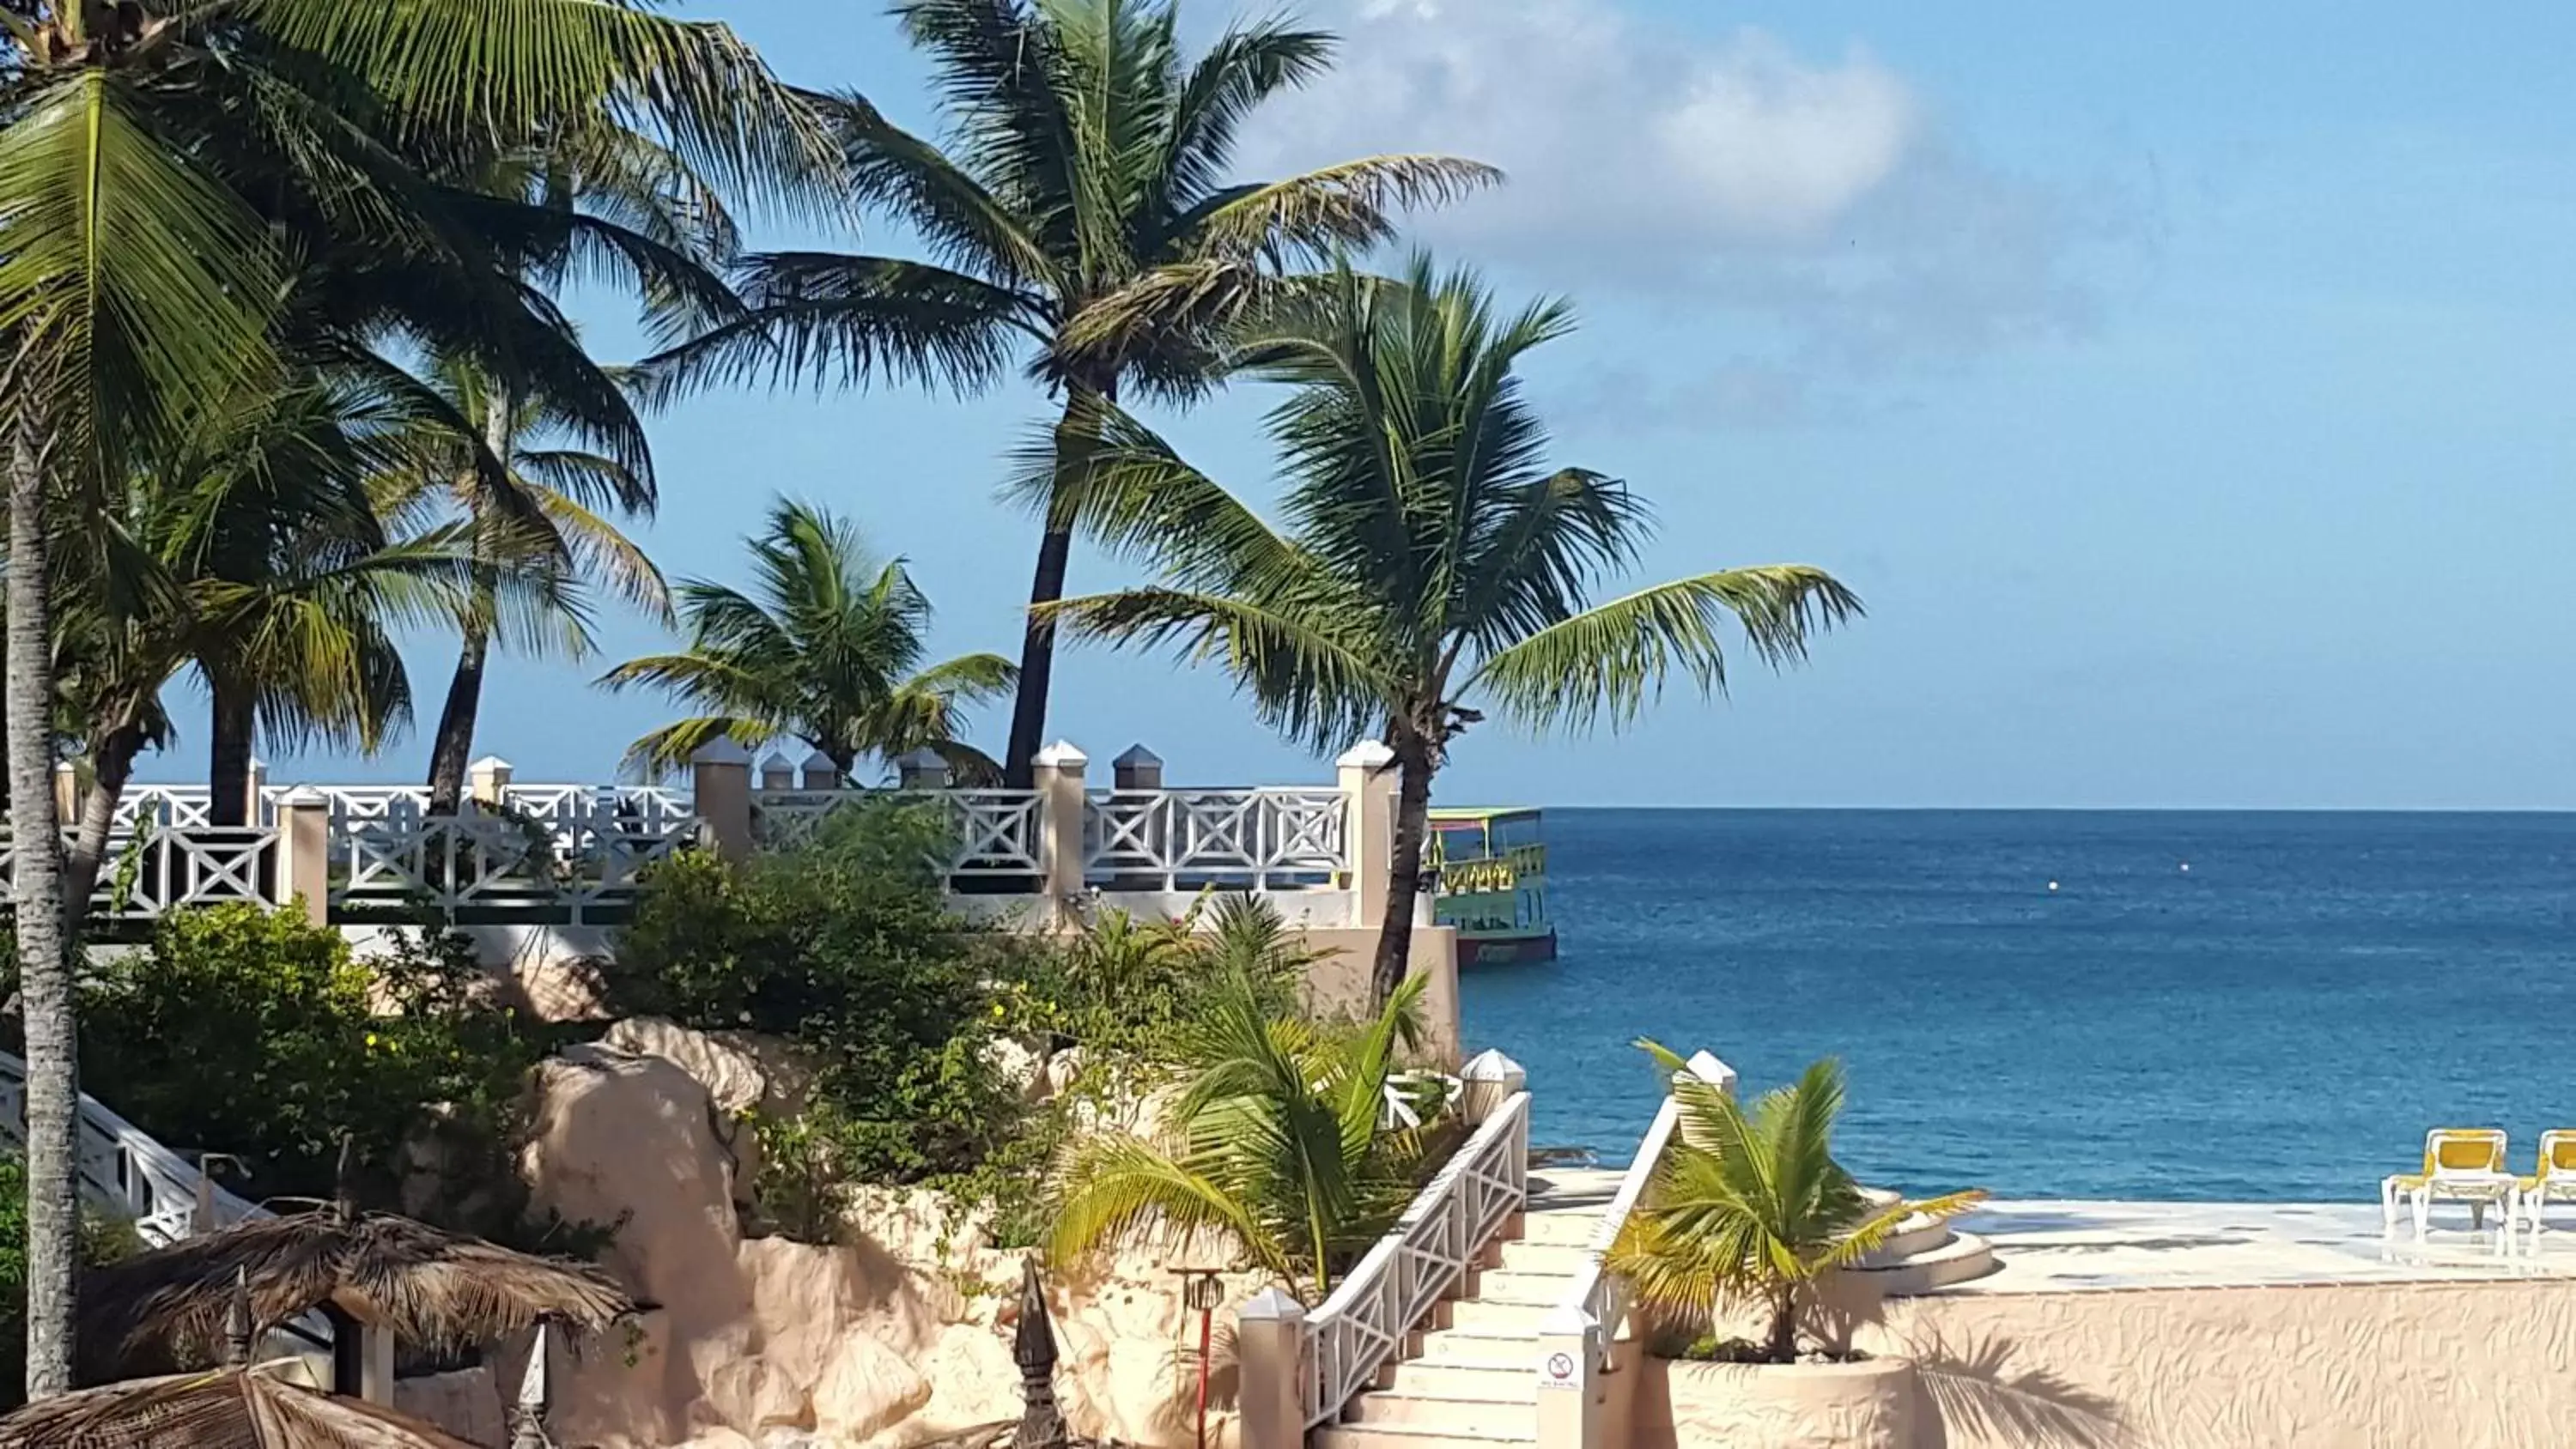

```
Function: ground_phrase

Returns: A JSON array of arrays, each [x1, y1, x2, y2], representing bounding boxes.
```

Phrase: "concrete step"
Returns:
[[1417, 1325, 1541, 1362], [1344, 1391, 1540, 1429], [1514, 1212, 1607, 1246], [1448, 1296, 1556, 1332], [1381, 1356, 1539, 1401], [1317, 1423, 1536, 1449], [1851, 1229, 1996, 1294], [1465, 1269, 1578, 1307], [1856, 1211, 1953, 1268], [1492, 1238, 1595, 1274]]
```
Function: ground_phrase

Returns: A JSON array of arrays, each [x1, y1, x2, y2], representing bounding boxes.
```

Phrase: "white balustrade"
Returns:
[[0, 823, 276, 921], [330, 791, 696, 925], [1555, 1050, 1735, 1375], [1301, 1089, 1530, 1428], [1085, 788, 1349, 890], [752, 786, 1047, 877]]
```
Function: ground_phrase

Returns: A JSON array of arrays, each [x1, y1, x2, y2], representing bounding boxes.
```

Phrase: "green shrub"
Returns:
[[67, 906, 550, 1218], [0, 1154, 138, 1410], [615, 803, 1026, 1197]]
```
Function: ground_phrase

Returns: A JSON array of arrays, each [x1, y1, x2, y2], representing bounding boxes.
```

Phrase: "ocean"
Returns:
[[1460, 809, 2576, 1202]]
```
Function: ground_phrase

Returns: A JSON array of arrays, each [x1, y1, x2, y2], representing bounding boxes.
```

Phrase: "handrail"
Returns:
[[1301, 1089, 1529, 1428], [1554, 1051, 1733, 1372], [0, 1049, 333, 1354]]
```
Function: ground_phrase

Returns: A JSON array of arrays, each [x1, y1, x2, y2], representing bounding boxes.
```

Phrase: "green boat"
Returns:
[[1427, 807, 1557, 965]]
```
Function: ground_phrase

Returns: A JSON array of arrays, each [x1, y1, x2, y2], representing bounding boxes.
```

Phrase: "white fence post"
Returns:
[[1535, 1306, 1601, 1449], [1461, 1049, 1527, 1127], [1336, 741, 1397, 930], [690, 737, 754, 862], [1030, 741, 1088, 924], [271, 787, 331, 927], [1236, 1288, 1307, 1449]]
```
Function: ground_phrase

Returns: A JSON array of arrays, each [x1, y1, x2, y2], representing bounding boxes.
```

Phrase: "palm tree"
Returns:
[[1606, 1046, 1985, 1363], [0, 0, 828, 1400], [601, 499, 1016, 781], [1048, 952, 1439, 1300], [377, 353, 671, 815], [639, 0, 1498, 788], [1041, 258, 1862, 1005]]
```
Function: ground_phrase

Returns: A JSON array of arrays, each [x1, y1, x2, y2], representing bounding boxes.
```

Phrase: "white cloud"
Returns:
[[1235, 0, 2151, 380]]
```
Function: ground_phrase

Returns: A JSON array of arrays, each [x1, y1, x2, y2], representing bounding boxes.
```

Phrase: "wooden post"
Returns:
[[1234, 1288, 1306, 1449], [1336, 741, 1397, 930], [271, 786, 331, 927], [690, 737, 754, 862], [1030, 741, 1088, 925]]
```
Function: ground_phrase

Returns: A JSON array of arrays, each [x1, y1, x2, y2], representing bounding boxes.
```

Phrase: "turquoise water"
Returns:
[[1461, 809, 2576, 1201]]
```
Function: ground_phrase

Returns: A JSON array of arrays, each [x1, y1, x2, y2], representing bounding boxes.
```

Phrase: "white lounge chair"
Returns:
[[2381, 1128, 2513, 1234]]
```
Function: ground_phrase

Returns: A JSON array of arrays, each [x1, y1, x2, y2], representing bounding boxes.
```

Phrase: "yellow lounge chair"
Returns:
[[2381, 1129, 2512, 1234], [2514, 1131, 2576, 1234]]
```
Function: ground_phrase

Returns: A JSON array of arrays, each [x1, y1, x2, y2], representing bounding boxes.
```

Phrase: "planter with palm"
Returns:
[[1038, 258, 1862, 1005], [1047, 951, 1445, 1301], [601, 499, 1016, 782], [639, 0, 1498, 786], [1607, 1046, 1986, 1364]]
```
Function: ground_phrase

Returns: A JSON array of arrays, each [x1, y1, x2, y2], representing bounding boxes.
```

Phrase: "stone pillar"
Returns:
[[690, 737, 754, 862], [467, 755, 513, 810], [1110, 743, 1163, 791], [360, 1321, 396, 1405], [801, 750, 842, 793], [1534, 1307, 1601, 1449], [1030, 741, 1088, 923], [896, 748, 949, 791], [1235, 1288, 1306, 1449], [270, 786, 331, 927], [1336, 740, 1398, 930], [1460, 1048, 1528, 1126], [758, 751, 796, 792]]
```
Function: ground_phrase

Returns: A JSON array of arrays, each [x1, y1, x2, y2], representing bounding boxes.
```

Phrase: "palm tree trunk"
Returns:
[[1004, 383, 1113, 791], [425, 614, 492, 815], [207, 676, 257, 828], [1370, 738, 1436, 1008], [63, 723, 144, 925], [7, 405, 78, 1400], [1766, 1287, 1799, 1363]]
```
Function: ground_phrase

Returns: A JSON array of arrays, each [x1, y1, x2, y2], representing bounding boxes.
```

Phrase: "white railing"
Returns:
[[0, 1049, 265, 1245], [1555, 1052, 1734, 1373], [1302, 1090, 1530, 1428], [1085, 788, 1348, 890], [752, 786, 1047, 878], [0, 824, 276, 921], [331, 799, 694, 924]]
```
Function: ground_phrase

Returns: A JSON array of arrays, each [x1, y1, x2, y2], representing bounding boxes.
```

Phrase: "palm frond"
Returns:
[[1182, 155, 1503, 263]]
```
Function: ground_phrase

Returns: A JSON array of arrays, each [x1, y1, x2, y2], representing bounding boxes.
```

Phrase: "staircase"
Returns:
[[1315, 1173, 1607, 1449], [1313, 1179, 1994, 1449]]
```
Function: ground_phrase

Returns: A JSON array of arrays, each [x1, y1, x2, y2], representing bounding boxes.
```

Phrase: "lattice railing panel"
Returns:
[[1084, 788, 1347, 889]]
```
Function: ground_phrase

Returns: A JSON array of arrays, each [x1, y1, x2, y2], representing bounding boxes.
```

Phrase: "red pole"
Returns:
[[1194, 1299, 1213, 1449]]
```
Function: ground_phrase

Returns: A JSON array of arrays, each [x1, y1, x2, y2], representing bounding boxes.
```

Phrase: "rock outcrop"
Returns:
[[520, 1025, 1259, 1449]]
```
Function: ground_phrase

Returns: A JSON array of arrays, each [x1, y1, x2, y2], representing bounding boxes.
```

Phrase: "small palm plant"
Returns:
[[1048, 948, 1442, 1300], [1607, 1044, 1985, 1364]]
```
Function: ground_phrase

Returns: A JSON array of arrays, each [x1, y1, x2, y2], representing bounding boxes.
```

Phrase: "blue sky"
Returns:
[[174, 1, 2576, 809]]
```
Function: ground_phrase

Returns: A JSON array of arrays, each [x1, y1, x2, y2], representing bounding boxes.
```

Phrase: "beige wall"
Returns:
[[1299, 925, 1462, 1064], [1837, 1280, 2576, 1449]]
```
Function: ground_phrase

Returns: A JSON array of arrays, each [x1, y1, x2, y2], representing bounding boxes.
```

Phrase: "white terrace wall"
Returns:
[[32, 737, 1461, 1054]]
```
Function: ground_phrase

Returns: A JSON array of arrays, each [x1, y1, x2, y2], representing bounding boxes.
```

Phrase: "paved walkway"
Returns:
[[1952, 1199, 2576, 1291]]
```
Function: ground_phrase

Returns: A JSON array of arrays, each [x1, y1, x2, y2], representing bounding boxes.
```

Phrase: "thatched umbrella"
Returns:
[[0, 1276, 507, 1449], [77, 1206, 633, 1386]]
